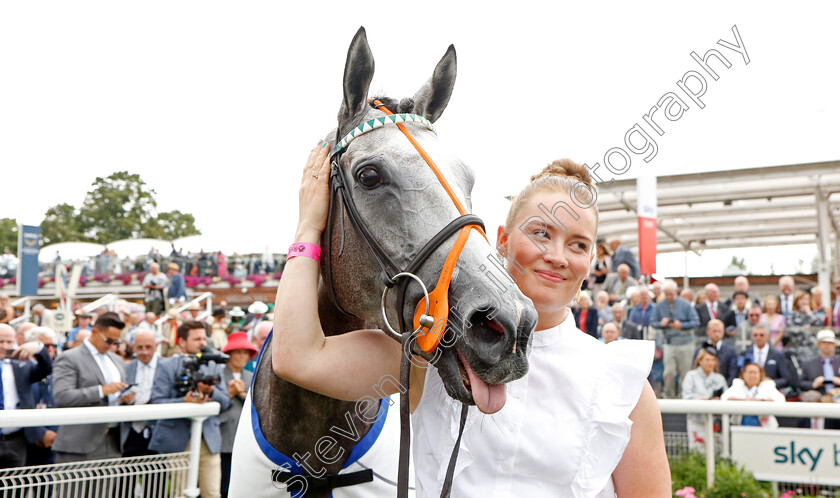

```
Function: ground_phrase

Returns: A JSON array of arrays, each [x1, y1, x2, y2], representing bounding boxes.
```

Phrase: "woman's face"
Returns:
[[742, 364, 761, 388], [699, 354, 717, 374], [596, 292, 608, 307], [797, 294, 811, 311], [765, 298, 778, 314], [498, 190, 596, 328], [228, 349, 252, 370]]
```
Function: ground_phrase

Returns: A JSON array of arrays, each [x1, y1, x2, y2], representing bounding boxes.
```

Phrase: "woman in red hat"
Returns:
[[219, 332, 257, 498]]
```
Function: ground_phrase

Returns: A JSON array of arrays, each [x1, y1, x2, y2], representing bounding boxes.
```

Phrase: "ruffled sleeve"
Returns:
[[572, 339, 654, 495]]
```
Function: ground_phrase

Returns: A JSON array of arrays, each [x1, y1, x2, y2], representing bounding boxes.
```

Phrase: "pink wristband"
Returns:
[[287, 242, 322, 263]]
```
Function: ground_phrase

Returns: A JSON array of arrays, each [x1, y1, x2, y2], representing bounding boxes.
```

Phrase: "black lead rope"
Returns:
[[440, 404, 469, 498], [397, 331, 469, 498]]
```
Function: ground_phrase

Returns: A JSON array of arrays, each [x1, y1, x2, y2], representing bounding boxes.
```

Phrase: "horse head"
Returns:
[[322, 28, 538, 413]]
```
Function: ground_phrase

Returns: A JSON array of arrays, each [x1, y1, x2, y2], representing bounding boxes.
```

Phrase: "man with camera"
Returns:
[[149, 320, 229, 498]]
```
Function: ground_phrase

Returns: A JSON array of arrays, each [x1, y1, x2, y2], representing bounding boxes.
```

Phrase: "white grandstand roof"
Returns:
[[596, 160, 840, 257]]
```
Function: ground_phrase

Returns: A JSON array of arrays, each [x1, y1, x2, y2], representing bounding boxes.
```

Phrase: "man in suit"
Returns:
[[724, 276, 760, 307], [121, 329, 160, 457], [25, 326, 59, 466], [730, 323, 790, 388], [608, 239, 641, 281], [150, 320, 229, 498], [722, 291, 750, 348], [695, 283, 730, 330], [799, 329, 840, 396], [602, 264, 639, 305], [0, 324, 52, 468], [608, 237, 640, 279], [218, 332, 255, 498], [610, 302, 643, 340], [693, 319, 737, 384], [778, 275, 796, 321], [53, 312, 133, 463]]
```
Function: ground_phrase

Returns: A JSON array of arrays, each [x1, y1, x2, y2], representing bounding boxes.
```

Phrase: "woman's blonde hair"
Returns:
[[762, 295, 780, 313], [504, 158, 599, 232], [693, 348, 719, 372]]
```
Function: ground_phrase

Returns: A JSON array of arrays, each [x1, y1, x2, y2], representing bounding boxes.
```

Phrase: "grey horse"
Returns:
[[236, 28, 538, 497]]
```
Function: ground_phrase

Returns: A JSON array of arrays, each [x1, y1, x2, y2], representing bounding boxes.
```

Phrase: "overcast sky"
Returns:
[[2, 1, 838, 278]]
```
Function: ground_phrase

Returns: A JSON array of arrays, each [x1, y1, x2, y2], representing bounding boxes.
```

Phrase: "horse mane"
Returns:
[[369, 95, 416, 114]]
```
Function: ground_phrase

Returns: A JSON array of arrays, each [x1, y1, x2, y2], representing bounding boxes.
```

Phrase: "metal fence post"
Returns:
[[721, 413, 730, 458], [705, 413, 715, 489], [183, 415, 208, 498]]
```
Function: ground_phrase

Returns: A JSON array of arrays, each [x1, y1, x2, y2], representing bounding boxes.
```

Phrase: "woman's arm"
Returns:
[[612, 383, 671, 496], [271, 142, 402, 402]]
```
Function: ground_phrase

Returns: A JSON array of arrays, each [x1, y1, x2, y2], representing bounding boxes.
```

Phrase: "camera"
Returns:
[[174, 347, 230, 397]]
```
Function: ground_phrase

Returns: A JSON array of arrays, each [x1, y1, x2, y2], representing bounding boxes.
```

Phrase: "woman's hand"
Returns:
[[297, 141, 332, 241]]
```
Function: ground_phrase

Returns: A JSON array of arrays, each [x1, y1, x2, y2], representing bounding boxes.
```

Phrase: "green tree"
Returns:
[[77, 171, 159, 244], [41, 203, 86, 246], [729, 256, 747, 271], [149, 210, 201, 240], [0, 218, 18, 255]]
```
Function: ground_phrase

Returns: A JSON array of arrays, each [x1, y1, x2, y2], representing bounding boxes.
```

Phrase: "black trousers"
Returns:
[[221, 452, 232, 498], [122, 427, 156, 458], [0, 430, 27, 469]]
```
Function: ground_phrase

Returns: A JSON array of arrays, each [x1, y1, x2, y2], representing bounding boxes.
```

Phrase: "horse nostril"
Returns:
[[467, 309, 506, 345]]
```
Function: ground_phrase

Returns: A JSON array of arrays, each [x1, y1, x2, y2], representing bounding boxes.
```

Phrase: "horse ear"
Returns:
[[339, 27, 375, 131], [412, 45, 457, 123]]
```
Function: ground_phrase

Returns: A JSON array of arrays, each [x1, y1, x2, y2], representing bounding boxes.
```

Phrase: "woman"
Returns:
[[721, 362, 785, 428], [761, 295, 786, 350], [589, 241, 612, 292], [573, 291, 600, 338], [788, 290, 822, 329], [272, 146, 670, 496], [219, 332, 256, 498], [594, 290, 613, 327], [681, 348, 728, 451], [810, 286, 830, 326]]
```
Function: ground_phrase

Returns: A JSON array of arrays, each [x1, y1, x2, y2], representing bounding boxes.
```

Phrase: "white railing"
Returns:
[[658, 399, 840, 489], [80, 293, 120, 313], [0, 402, 219, 498], [155, 292, 214, 327]]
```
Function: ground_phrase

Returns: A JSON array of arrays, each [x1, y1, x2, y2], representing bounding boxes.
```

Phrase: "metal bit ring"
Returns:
[[380, 272, 432, 342]]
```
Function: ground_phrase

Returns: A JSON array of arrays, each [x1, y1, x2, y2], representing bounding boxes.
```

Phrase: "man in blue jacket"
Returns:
[[651, 280, 700, 399], [166, 262, 187, 306], [150, 320, 229, 498]]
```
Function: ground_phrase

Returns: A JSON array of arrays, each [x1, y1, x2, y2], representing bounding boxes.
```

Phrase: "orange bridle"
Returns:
[[355, 100, 489, 352]]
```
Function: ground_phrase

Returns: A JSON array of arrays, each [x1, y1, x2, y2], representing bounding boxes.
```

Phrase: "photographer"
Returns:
[[149, 320, 229, 498]]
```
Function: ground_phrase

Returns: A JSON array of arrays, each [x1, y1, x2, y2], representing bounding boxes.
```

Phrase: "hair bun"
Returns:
[[530, 158, 593, 185]]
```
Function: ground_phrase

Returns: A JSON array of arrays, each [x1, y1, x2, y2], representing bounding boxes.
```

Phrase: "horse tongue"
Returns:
[[462, 356, 506, 414]]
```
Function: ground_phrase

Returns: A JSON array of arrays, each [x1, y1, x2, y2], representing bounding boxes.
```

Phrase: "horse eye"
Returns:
[[357, 167, 383, 188]]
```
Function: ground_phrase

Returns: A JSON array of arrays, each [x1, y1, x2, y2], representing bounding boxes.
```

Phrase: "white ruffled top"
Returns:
[[412, 313, 654, 498]]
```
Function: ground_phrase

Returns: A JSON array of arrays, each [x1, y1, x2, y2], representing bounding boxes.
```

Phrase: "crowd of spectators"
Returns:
[[2, 234, 840, 488], [0, 244, 285, 292], [0, 293, 272, 498], [580, 249, 840, 452]]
